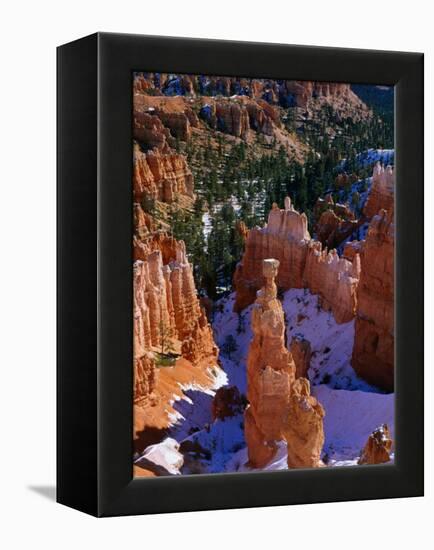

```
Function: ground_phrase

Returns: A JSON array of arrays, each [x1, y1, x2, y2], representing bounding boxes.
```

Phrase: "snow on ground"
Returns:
[[226, 441, 289, 473], [339, 148, 394, 171], [313, 385, 394, 464], [168, 390, 215, 441], [142, 289, 394, 475], [168, 366, 228, 440], [212, 293, 254, 395], [335, 175, 372, 215], [355, 148, 394, 168], [135, 437, 184, 475], [181, 414, 245, 474], [202, 195, 242, 239], [282, 289, 377, 391]]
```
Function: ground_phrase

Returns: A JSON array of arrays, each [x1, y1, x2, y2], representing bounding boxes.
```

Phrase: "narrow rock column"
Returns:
[[245, 259, 296, 467], [245, 258, 325, 469]]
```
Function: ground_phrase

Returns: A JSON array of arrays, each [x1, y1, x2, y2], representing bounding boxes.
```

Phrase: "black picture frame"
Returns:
[[57, 32, 424, 517]]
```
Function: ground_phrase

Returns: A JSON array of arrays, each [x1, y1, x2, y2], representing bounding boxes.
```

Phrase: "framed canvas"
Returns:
[[57, 32, 424, 517]]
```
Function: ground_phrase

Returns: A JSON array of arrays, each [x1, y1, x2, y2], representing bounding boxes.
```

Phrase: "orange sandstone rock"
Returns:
[[133, 234, 218, 409], [283, 378, 325, 469], [245, 259, 324, 469], [363, 163, 394, 219], [245, 259, 296, 467], [352, 210, 394, 391], [342, 240, 363, 262], [233, 198, 310, 311], [315, 208, 359, 250], [133, 143, 194, 203], [234, 197, 360, 324], [358, 424, 393, 465], [133, 111, 172, 152], [303, 243, 360, 323], [290, 336, 312, 379]]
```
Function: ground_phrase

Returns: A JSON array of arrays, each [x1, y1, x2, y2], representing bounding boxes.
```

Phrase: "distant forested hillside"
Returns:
[[351, 85, 394, 115]]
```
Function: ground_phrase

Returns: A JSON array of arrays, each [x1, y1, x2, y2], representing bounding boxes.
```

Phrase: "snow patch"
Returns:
[[136, 437, 184, 475], [282, 289, 376, 391], [313, 385, 394, 463]]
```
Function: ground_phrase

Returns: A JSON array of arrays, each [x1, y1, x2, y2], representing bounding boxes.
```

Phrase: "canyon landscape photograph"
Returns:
[[132, 72, 395, 477]]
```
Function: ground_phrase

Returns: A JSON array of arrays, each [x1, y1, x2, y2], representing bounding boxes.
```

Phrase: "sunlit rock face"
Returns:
[[352, 210, 394, 391], [303, 243, 360, 324], [358, 424, 393, 465], [133, 144, 194, 204], [233, 200, 310, 312], [363, 163, 395, 219], [234, 198, 360, 324], [245, 259, 296, 467], [245, 259, 324, 469], [133, 233, 218, 406], [290, 336, 312, 379], [283, 378, 325, 469]]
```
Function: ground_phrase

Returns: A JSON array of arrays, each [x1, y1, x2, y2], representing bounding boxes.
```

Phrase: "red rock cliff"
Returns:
[[234, 198, 310, 310], [234, 197, 360, 323], [352, 210, 394, 390], [133, 143, 194, 203], [303, 243, 360, 323], [133, 233, 217, 370]]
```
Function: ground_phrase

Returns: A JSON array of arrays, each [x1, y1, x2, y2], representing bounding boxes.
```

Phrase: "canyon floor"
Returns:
[[135, 289, 394, 475]]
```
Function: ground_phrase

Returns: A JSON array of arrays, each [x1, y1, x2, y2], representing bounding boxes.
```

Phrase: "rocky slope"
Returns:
[[133, 73, 373, 169], [134, 73, 369, 116], [313, 194, 360, 250]]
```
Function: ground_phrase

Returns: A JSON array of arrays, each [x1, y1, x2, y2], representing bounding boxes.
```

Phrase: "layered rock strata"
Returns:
[[134, 94, 199, 141], [133, 95, 195, 205], [352, 210, 394, 390], [133, 234, 218, 406], [133, 143, 194, 204], [304, 243, 360, 323], [233, 198, 311, 310], [245, 259, 324, 469], [245, 259, 296, 467], [199, 96, 281, 140], [234, 197, 360, 323], [358, 424, 393, 465]]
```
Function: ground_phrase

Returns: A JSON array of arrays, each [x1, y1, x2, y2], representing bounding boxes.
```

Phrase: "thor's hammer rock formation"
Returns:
[[245, 259, 324, 468]]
